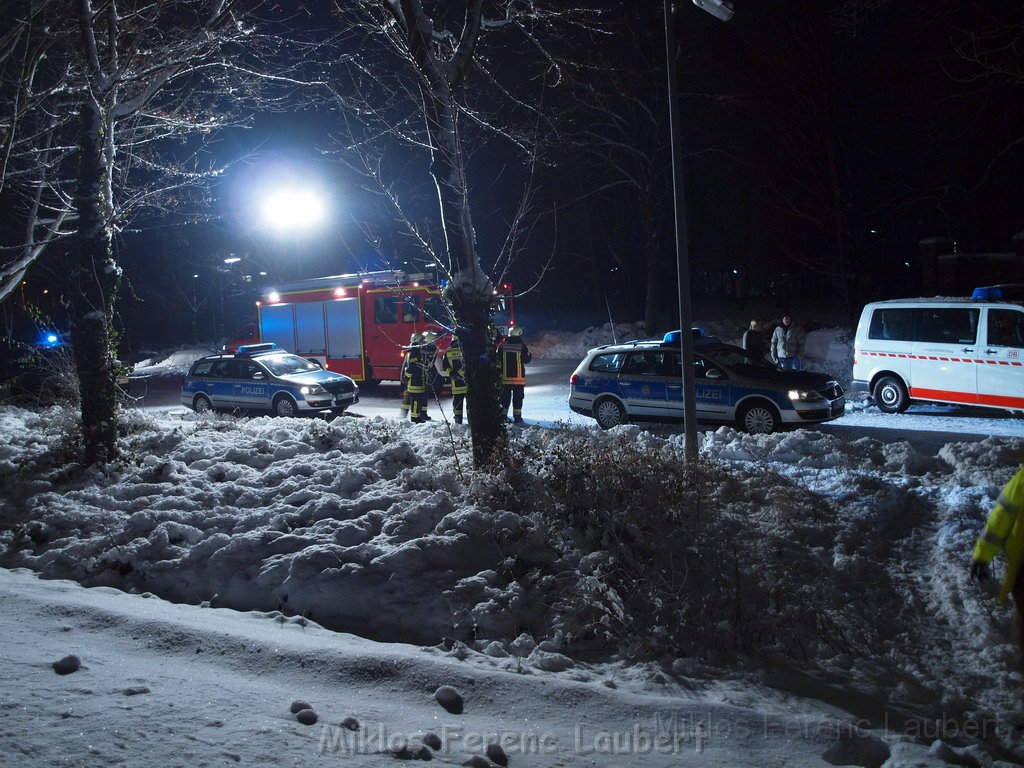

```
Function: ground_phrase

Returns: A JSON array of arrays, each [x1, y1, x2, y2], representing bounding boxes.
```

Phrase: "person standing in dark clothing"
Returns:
[[741, 319, 769, 362], [499, 326, 531, 423]]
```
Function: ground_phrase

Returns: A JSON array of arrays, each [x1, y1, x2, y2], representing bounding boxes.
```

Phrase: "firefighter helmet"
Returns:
[[508, 325, 523, 338], [409, 332, 423, 345], [421, 330, 438, 344]]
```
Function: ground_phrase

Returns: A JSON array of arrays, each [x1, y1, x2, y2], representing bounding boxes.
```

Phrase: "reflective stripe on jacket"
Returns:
[[443, 346, 468, 394], [499, 340, 530, 385], [406, 347, 428, 393], [973, 467, 1024, 603]]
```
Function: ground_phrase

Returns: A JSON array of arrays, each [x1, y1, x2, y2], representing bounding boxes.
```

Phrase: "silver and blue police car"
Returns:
[[569, 331, 844, 434], [181, 343, 358, 417]]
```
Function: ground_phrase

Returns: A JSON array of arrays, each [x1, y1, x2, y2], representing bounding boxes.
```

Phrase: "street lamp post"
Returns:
[[663, 0, 732, 463]]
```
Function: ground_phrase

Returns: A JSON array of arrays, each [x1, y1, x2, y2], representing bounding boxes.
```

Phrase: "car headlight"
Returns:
[[301, 385, 328, 396], [788, 389, 825, 403]]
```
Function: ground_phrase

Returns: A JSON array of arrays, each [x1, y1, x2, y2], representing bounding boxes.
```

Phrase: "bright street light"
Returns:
[[259, 187, 326, 233], [224, 257, 241, 264]]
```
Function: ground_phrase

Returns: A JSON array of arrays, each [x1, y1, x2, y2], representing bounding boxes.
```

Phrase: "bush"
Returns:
[[522, 434, 884, 664]]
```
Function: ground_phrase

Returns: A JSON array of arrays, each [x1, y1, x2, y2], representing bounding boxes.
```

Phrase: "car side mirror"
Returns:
[[705, 368, 724, 380], [252, 371, 265, 380]]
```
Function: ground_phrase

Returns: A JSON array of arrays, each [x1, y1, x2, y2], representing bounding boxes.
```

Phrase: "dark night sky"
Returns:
[[8, 1, 1023, 346]]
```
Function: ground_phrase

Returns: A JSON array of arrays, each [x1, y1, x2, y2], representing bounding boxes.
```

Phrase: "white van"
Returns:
[[851, 287, 1024, 413]]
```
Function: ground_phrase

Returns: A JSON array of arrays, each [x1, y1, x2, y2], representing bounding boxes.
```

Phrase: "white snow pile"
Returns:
[[130, 346, 218, 377], [3, 405, 1024, 760]]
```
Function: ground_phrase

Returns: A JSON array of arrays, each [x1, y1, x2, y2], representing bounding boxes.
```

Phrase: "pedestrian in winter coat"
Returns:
[[771, 315, 806, 370], [498, 325, 531, 423], [971, 467, 1024, 657], [742, 319, 769, 362], [441, 335, 468, 424]]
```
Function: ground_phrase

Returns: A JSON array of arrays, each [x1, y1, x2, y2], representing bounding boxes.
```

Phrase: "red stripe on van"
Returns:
[[909, 388, 1024, 409], [909, 387, 978, 405]]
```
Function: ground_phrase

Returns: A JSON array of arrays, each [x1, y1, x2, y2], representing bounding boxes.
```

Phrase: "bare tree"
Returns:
[[559, 6, 670, 334], [328, 1, 598, 466], [0, 0, 299, 462]]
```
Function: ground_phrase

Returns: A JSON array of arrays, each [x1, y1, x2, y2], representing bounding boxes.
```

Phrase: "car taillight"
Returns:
[[570, 373, 578, 386]]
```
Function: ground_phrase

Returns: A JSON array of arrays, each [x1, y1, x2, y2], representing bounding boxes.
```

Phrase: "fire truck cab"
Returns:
[[225, 271, 514, 385]]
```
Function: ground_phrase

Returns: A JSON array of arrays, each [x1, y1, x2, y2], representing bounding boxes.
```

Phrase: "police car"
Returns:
[[181, 343, 359, 416], [569, 331, 845, 434]]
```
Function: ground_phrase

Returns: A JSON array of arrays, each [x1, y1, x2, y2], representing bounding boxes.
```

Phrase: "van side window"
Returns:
[[917, 309, 979, 345], [868, 309, 915, 341], [190, 360, 215, 376], [988, 310, 1024, 347]]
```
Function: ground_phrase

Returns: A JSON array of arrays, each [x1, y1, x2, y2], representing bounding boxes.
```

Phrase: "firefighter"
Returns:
[[971, 466, 1024, 656], [399, 332, 421, 418], [408, 331, 437, 423], [441, 334, 468, 424], [498, 325, 531, 423]]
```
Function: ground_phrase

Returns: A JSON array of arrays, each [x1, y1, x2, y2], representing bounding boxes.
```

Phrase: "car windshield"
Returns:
[[701, 345, 775, 373], [257, 354, 322, 376]]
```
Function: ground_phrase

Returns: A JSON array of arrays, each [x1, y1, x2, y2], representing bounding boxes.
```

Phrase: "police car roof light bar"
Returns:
[[235, 342, 279, 357]]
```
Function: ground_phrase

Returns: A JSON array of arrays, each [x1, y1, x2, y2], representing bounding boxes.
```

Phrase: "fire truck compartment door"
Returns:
[[294, 301, 327, 355], [326, 299, 362, 359], [261, 303, 296, 353]]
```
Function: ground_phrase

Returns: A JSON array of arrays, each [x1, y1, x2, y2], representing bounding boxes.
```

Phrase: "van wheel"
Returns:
[[192, 394, 212, 413], [273, 394, 298, 418], [873, 376, 909, 413], [738, 401, 779, 434], [594, 398, 626, 429]]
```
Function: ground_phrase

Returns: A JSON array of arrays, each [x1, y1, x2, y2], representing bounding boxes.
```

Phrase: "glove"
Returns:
[[970, 560, 991, 582]]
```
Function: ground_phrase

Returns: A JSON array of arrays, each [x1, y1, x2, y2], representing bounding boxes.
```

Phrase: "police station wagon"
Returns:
[[181, 343, 359, 416], [569, 332, 845, 434]]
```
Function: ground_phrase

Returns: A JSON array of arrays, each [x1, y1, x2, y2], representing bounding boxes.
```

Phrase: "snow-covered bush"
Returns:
[[522, 434, 883, 663]]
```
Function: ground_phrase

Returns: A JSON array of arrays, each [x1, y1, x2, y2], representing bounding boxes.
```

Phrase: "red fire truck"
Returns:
[[224, 271, 514, 385]]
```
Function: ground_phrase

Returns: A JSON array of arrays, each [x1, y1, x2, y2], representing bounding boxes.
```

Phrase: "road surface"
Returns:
[[128, 358, 1024, 456]]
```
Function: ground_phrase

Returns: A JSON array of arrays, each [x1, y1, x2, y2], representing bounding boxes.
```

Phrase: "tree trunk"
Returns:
[[641, 190, 659, 335], [425, 89, 506, 466], [449, 294, 507, 466], [72, 97, 120, 463]]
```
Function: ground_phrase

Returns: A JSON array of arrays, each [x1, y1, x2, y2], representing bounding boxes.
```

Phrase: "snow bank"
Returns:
[[2, 406, 1024, 759], [131, 346, 218, 377]]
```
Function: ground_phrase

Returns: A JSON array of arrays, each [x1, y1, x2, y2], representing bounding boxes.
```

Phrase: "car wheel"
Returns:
[[738, 401, 779, 434], [872, 375, 909, 413], [192, 394, 212, 413], [594, 397, 626, 429], [273, 394, 298, 417]]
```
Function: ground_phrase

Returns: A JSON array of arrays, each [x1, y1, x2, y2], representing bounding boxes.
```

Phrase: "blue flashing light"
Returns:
[[972, 286, 1003, 300], [236, 342, 279, 356], [40, 332, 61, 347], [663, 330, 681, 344]]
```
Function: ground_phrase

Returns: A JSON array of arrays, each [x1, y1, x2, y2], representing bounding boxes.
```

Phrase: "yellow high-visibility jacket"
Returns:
[[973, 467, 1024, 604]]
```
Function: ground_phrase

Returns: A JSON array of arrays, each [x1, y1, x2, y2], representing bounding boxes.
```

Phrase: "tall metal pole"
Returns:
[[664, 0, 700, 462]]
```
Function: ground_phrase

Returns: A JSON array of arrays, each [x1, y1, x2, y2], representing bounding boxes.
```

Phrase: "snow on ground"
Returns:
[[130, 346, 219, 378], [3, 404, 1024, 765]]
